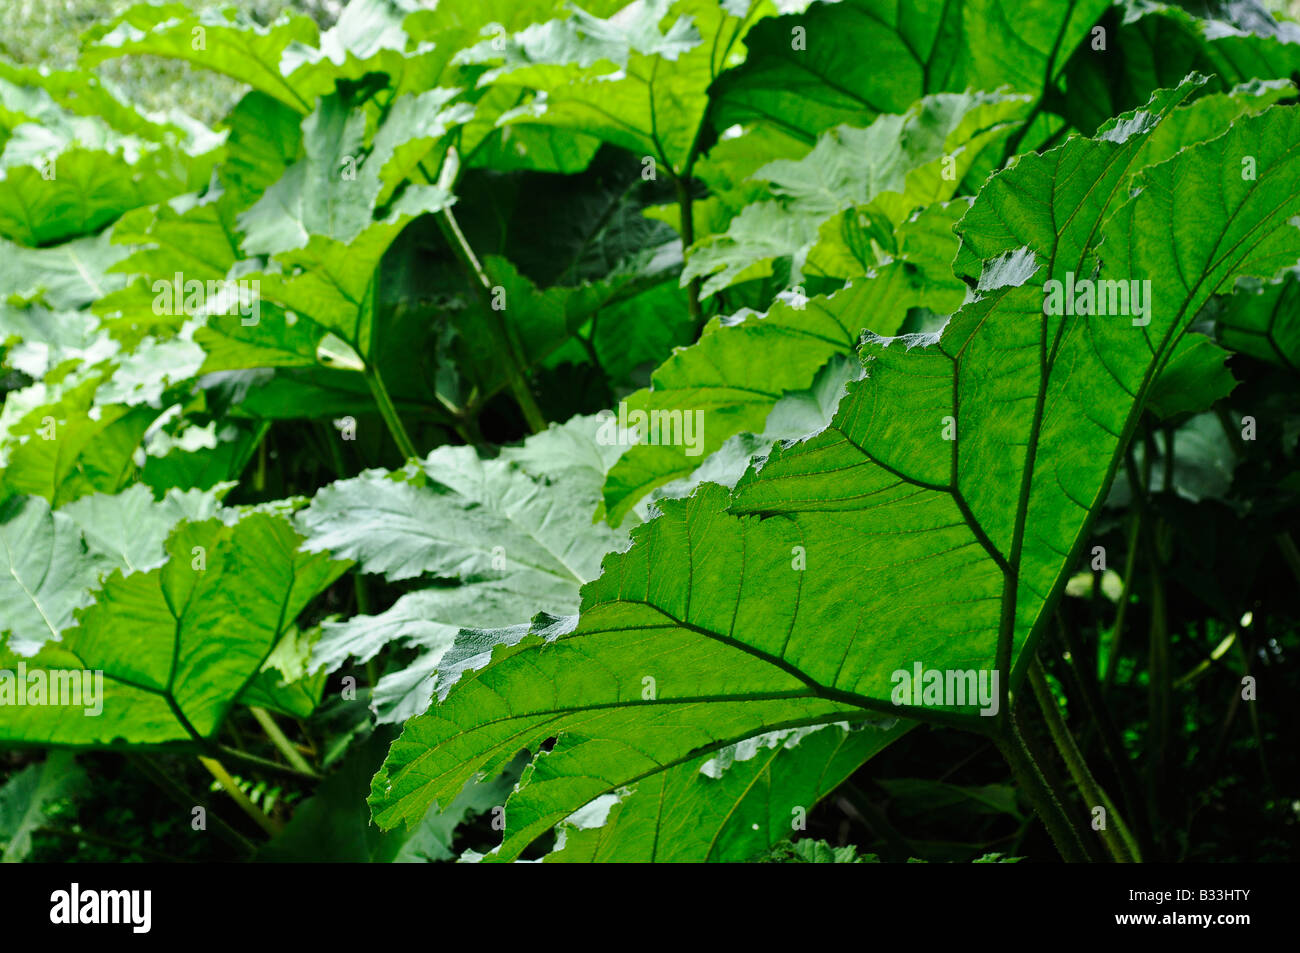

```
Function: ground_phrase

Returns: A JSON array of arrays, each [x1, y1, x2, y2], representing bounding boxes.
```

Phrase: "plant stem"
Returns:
[[435, 206, 547, 434], [126, 754, 254, 858], [673, 174, 704, 327], [216, 744, 318, 782], [1214, 404, 1246, 455], [1206, 667, 1244, 775], [991, 711, 1090, 862], [363, 362, 418, 459], [1029, 661, 1138, 862], [1124, 433, 1174, 853], [353, 570, 379, 687], [198, 756, 282, 837], [1232, 634, 1273, 791], [1103, 505, 1142, 690], [249, 706, 318, 778], [1018, 701, 1108, 863], [1144, 520, 1171, 847], [1173, 628, 1236, 688], [838, 782, 914, 861], [319, 418, 348, 478], [235, 420, 272, 486], [1055, 609, 1151, 856], [1275, 531, 1300, 586], [354, 572, 371, 616], [1161, 425, 1175, 492], [254, 427, 268, 493]]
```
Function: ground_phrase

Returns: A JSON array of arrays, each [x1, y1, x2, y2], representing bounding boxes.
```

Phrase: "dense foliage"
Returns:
[[1, 0, 1297, 863]]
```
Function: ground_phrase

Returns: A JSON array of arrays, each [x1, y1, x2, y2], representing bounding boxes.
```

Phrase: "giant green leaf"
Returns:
[[81, 3, 322, 114], [683, 90, 1029, 296], [0, 306, 112, 381], [299, 416, 627, 723], [82, 0, 459, 118], [59, 482, 229, 575], [0, 482, 224, 612], [93, 194, 244, 336], [277, 0, 453, 108], [543, 719, 909, 862], [0, 62, 181, 142], [1215, 266, 1300, 373], [0, 495, 114, 656], [200, 91, 458, 368], [0, 751, 86, 862], [258, 730, 521, 862], [457, 0, 820, 176], [369, 94, 1300, 859], [711, 0, 1111, 144], [0, 140, 213, 248], [1061, 0, 1300, 135], [0, 512, 348, 746], [449, 255, 671, 404], [0, 377, 161, 507], [0, 77, 221, 247], [217, 91, 303, 211], [0, 232, 129, 313], [603, 217, 968, 525], [1146, 332, 1237, 420], [403, 0, 612, 172]]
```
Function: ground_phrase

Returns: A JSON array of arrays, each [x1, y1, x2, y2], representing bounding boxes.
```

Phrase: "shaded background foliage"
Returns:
[[0, 0, 1296, 863]]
